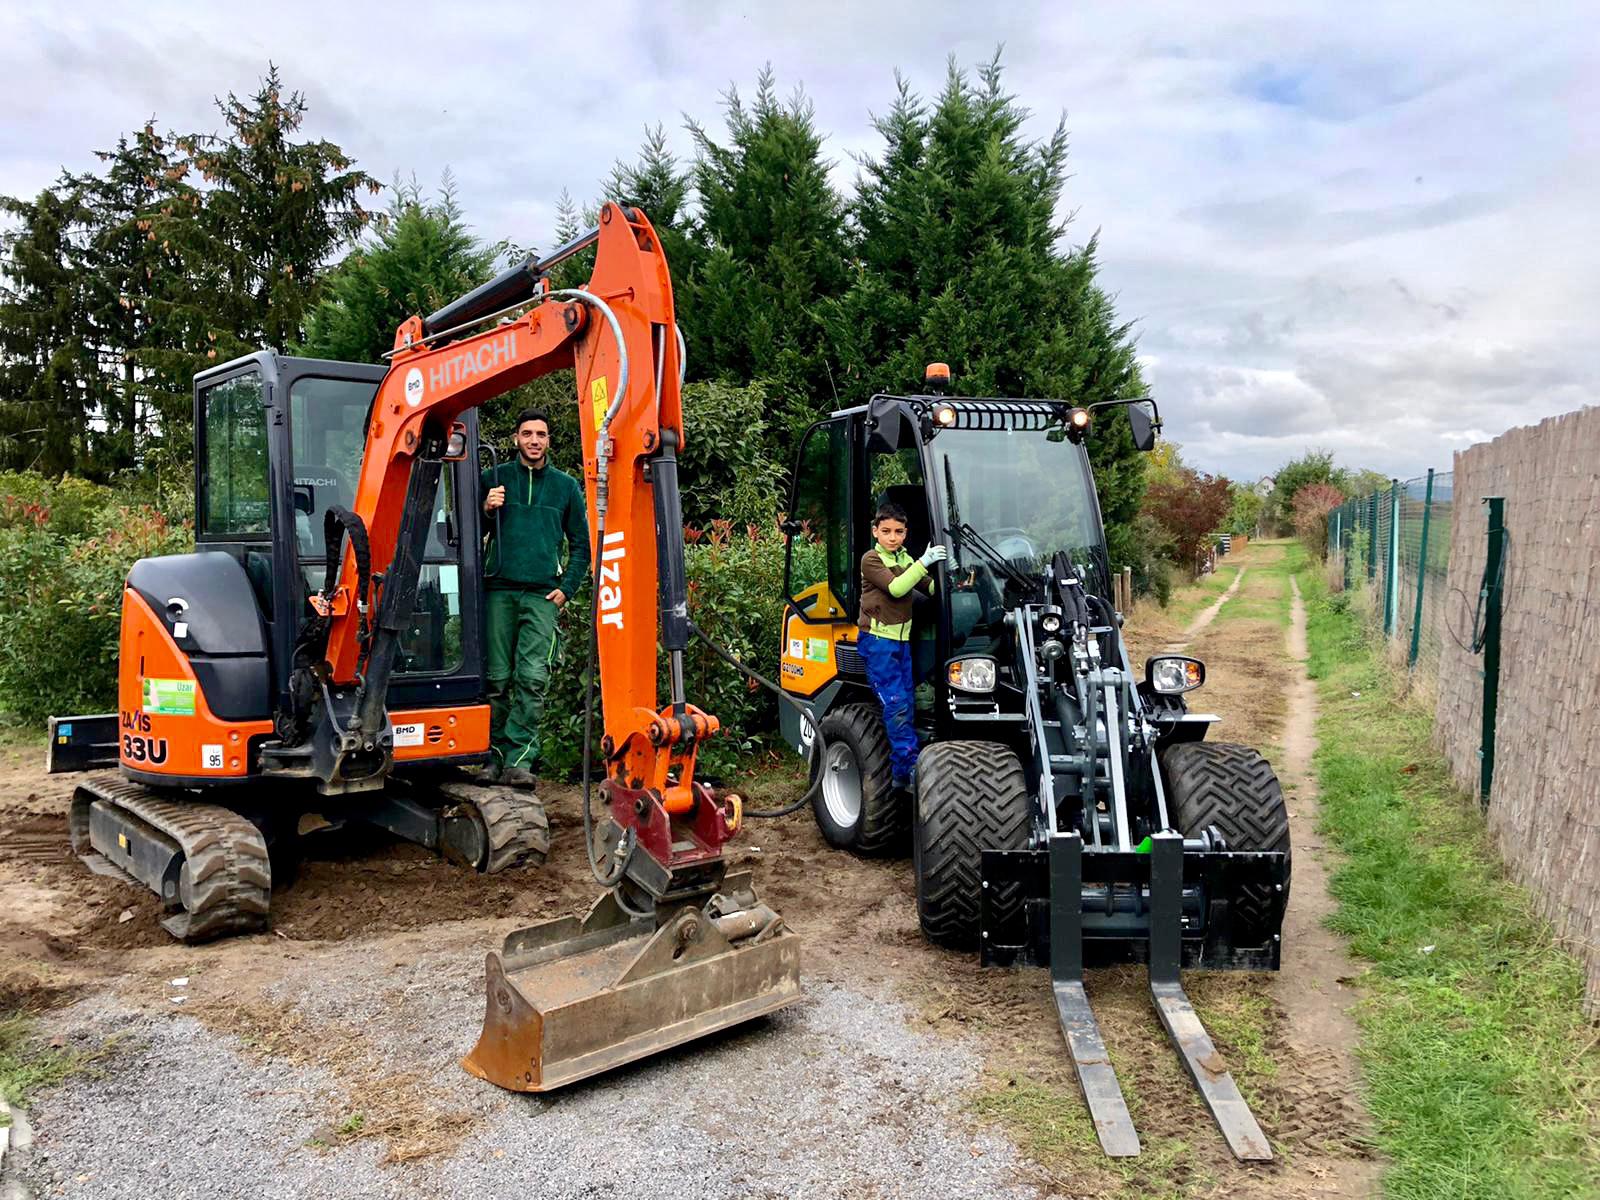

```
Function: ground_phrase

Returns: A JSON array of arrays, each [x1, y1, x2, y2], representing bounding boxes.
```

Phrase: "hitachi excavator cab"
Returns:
[[51, 351, 550, 941], [192, 352, 487, 748]]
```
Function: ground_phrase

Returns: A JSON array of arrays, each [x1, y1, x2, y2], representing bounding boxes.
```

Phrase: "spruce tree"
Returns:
[[688, 69, 850, 449], [299, 173, 495, 363], [148, 66, 378, 456], [68, 123, 194, 472], [827, 55, 1148, 567], [0, 186, 98, 474]]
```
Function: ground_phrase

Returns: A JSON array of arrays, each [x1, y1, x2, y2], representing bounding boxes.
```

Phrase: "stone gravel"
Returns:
[[5, 984, 1048, 1199]]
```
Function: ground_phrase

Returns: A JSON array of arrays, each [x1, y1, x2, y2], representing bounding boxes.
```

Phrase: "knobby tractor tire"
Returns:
[[436, 782, 551, 873], [1159, 740, 1291, 941], [811, 703, 906, 856], [913, 741, 1031, 950]]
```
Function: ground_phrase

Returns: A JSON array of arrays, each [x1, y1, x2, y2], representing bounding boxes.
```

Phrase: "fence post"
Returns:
[[1407, 470, 1435, 670], [1479, 497, 1506, 809], [1366, 492, 1378, 580], [1342, 503, 1352, 589], [1383, 480, 1400, 636]]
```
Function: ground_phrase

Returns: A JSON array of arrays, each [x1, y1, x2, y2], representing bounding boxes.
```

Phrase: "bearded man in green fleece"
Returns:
[[480, 407, 589, 787]]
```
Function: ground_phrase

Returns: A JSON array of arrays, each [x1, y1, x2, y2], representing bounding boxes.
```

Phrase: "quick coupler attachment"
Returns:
[[981, 832, 1286, 1160]]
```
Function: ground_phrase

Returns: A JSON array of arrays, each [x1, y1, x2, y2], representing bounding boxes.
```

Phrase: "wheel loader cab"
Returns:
[[777, 393, 1113, 756], [192, 351, 488, 737]]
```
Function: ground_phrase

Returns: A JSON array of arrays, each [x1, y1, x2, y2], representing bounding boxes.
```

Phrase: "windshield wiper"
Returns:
[[953, 522, 1034, 591], [941, 455, 1034, 592]]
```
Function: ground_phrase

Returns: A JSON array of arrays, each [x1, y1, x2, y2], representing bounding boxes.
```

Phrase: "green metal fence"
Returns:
[[1328, 471, 1455, 690]]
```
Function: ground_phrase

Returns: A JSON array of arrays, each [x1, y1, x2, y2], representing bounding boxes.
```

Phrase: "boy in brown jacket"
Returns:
[[858, 502, 947, 790]]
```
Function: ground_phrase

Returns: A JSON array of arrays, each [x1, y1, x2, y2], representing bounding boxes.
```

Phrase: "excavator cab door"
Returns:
[[194, 352, 490, 716]]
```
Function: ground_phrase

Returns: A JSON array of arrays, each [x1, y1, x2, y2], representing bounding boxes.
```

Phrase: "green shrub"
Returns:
[[0, 479, 191, 724], [0, 471, 120, 538], [539, 520, 808, 779]]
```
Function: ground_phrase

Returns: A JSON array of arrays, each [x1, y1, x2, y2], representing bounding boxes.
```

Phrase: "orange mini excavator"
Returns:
[[49, 204, 799, 1088]]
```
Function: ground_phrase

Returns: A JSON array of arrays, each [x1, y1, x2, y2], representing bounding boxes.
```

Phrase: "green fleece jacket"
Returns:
[[480, 458, 590, 596]]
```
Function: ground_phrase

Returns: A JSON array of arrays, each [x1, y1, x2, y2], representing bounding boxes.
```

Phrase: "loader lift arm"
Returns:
[[271, 202, 737, 892]]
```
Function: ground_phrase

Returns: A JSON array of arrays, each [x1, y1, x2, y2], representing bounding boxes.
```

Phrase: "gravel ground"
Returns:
[[6, 984, 1045, 1200]]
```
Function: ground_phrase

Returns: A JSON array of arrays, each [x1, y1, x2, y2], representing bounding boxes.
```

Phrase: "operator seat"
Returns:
[[875, 485, 931, 554]]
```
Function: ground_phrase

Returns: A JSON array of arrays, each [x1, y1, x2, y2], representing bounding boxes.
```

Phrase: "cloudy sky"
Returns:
[[3, 1, 1596, 482]]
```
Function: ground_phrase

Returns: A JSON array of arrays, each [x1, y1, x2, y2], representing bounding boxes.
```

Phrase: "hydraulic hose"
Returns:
[[686, 620, 828, 819]]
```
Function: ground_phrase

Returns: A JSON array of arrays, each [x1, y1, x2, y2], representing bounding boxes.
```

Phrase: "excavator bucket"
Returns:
[[463, 874, 800, 1091]]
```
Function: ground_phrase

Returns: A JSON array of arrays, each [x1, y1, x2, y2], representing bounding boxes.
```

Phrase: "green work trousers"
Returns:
[[486, 589, 560, 770]]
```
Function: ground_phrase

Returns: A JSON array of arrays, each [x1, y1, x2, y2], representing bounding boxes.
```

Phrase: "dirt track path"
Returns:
[[1272, 577, 1380, 1196]]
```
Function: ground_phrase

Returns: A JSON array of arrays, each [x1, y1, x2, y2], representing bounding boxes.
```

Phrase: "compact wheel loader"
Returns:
[[778, 371, 1290, 1159], [49, 204, 798, 1089]]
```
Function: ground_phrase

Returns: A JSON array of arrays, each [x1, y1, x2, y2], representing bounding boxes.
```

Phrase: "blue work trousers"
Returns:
[[860, 631, 918, 785]]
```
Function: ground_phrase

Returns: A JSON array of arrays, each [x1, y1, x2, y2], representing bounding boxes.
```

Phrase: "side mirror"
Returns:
[[1086, 396, 1161, 452], [1127, 400, 1159, 452]]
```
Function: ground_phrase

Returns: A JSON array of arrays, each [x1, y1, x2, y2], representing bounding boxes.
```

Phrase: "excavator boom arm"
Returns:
[[303, 205, 703, 832]]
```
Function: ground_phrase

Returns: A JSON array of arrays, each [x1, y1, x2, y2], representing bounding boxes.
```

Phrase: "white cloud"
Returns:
[[1, 0, 1595, 481]]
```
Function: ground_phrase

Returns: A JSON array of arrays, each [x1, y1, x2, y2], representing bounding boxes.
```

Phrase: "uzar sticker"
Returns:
[[807, 638, 831, 663], [393, 722, 425, 748], [590, 376, 609, 432], [788, 637, 804, 659], [143, 678, 196, 716], [404, 367, 425, 407], [202, 744, 224, 770]]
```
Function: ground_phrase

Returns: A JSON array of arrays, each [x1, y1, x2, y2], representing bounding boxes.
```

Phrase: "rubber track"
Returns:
[[817, 703, 904, 855], [914, 741, 1031, 949], [436, 783, 551, 872], [1159, 741, 1291, 937], [73, 778, 271, 943]]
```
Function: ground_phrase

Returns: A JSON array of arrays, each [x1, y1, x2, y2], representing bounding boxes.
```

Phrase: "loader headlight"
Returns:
[[1147, 655, 1205, 694], [948, 657, 996, 693]]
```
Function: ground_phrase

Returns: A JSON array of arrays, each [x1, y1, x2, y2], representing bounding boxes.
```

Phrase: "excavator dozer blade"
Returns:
[[463, 880, 800, 1091]]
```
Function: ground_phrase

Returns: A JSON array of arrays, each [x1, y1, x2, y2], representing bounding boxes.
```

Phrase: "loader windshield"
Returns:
[[932, 425, 1108, 596]]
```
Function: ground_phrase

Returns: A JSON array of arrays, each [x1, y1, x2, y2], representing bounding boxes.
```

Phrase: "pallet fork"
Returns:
[[983, 829, 1285, 1159]]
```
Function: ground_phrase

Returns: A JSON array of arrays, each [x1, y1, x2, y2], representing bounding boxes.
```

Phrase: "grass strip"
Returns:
[[0, 1013, 95, 1115], [1301, 567, 1600, 1199]]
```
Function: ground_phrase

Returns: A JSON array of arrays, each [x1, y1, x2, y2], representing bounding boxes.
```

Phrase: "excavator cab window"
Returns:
[[288, 377, 463, 676]]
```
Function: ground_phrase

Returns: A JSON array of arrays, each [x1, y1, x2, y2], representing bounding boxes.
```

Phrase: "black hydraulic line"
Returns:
[[422, 227, 602, 337], [686, 620, 828, 819]]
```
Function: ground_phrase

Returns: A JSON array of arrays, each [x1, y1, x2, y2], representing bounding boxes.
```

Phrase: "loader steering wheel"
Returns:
[[980, 526, 1038, 564]]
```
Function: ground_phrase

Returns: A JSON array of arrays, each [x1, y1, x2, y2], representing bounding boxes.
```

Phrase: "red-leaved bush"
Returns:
[[1292, 482, 1347, 561], [1145, 470, 1234, 577]]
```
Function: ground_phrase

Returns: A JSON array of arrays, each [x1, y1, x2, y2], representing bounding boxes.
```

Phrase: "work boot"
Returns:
[[477, 762, 502, 785], [502, 766, 538, 790]]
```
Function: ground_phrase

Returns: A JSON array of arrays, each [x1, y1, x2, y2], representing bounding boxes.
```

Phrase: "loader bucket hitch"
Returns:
[[982, 831, 1286, 1160], [463, 872, 800, 1091]]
